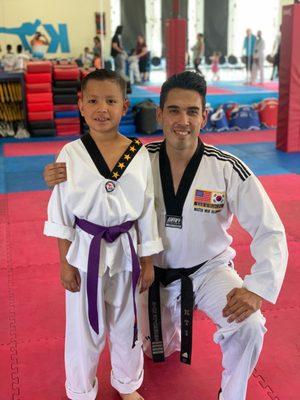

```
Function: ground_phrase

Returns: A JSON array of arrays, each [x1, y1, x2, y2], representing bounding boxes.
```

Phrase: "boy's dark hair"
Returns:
[[17, 45, 23, 53], [6, 44, 12, 52], [159, 71, 207, 110], [81, 69, 127, 98]]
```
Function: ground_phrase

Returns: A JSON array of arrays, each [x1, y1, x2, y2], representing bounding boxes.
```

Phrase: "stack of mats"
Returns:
[[25, 62, 55, 137], [53, 61, 81, 136]]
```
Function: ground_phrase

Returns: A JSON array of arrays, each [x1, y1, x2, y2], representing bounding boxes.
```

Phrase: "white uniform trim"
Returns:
[[146, 140, 288, 304], [44, 138, 163, 276]]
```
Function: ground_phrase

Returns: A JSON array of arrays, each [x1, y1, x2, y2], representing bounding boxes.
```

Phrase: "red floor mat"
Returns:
[[7, 191, 50, 222], [13, 264, 65, 342], [1, 167, 299, 398], [8, 221, 59, 267], [3, 141, 69, 157], [201, 129, 276, 145], [255, 309, 300, 400]]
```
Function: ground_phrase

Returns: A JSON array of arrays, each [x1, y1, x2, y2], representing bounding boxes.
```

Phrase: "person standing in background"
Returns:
[[1, 44, 17, 72], [135, 35, 149, 82], [93, 36, 102, 67], [30, 31, 49, 59], [111, 25, 127, 79], [14, 44, 30, 71], [271, 28, 281, 81], [191, 33, 205, 75], [251, 31, 265, 85], [243, 29, 256, 84]]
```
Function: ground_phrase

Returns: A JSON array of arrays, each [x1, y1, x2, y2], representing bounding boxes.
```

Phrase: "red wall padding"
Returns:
[[165, 19, 187, 78], [277, 4, 300, 152]]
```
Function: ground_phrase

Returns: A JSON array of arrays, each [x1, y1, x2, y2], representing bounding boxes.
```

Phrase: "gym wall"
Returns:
[[0, 0, 111, 58]]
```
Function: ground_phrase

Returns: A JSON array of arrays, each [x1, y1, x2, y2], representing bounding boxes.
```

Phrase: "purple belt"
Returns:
[[75, 217, 140, 347]]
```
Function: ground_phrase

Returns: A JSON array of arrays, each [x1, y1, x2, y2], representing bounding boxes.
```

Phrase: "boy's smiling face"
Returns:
[[79, 79, 129, 136]]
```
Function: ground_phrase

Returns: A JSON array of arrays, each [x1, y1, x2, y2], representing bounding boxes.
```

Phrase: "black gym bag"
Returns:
[[133, 100, 158, 135]]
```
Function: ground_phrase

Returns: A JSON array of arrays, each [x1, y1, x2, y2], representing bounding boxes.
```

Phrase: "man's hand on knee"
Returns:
[[222, 288, 262, 323]]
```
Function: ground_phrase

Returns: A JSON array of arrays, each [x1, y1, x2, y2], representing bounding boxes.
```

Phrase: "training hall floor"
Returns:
[[0, 98, 300, 398]]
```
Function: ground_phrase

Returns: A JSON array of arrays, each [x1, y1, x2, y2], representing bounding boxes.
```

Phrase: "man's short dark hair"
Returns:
[[6, 44, 12, 52], [160, 71, 207, 110], [81, 69, 127, 98], [16, 45, 22, 54]]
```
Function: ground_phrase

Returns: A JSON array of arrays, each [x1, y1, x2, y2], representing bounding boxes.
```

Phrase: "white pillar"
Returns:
[[145, 0, 162, 57]]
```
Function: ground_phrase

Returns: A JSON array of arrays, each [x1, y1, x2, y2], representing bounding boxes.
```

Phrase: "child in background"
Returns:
[[211, 51, 221, 81], [81, 47, 94, 68], [128, 49, 141, 84], [44, 69, 163, 400]]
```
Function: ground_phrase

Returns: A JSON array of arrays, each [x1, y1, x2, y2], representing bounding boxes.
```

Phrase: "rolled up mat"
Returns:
[[30, 128, 56, 137], [53, 87, 78, 95], [26, 92, 53, 104], [29, 120, 55, 129], [25, 73, 52, 84], [27, 61, 52, 73], [26, 83, 52, 93], [55, 110, 80, 118], [27, 103, 54, 113], [53, 94, 78, 104], [55, 117, 80, 125], [53, 68, 80, 81], [56, 123, 81, 135], [28, 111, 54, 121], [54, 104, 79, 112], [53, 80, 81, 88]]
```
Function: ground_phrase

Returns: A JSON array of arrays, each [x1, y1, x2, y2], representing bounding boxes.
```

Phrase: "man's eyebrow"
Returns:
[[166, 105, 200, 111]]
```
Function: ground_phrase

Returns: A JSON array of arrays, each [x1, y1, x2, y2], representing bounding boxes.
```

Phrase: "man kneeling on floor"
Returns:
[[44, 71, 288, 400]]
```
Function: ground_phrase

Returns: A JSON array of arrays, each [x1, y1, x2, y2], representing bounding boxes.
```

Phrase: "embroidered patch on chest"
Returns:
[[194, 189, 226, 213]]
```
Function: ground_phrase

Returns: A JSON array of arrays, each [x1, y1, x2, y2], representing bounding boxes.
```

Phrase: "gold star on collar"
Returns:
[[134, 139, 141, 145], [118, 162, 125, 169], [124, 154, 131, 161], [129, 146, 137, 153], [112, 171, 120, 179]]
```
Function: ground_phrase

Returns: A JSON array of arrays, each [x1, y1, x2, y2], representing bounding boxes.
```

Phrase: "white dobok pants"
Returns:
[[140, 263, 267, 400], [65, 270, 143, 400]]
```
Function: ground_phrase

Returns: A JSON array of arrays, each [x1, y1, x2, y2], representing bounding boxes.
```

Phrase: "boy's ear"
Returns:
[[123, 98, 130, 116], [78, 98, 84, 116]]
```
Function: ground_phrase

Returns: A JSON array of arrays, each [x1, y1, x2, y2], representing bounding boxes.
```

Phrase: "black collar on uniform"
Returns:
[[159, 138, 204, 216], [81, 133, 143, 181]]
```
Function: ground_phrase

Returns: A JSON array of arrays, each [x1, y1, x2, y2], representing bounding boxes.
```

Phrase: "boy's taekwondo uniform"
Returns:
[[141, 139, 288, 400], [44, 134, 163, 400]]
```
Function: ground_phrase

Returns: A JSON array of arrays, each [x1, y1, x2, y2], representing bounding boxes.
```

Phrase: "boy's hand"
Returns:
[[43, 162, 67, 187], [61, 263, 81, 292], [139, 256, 154, 293]]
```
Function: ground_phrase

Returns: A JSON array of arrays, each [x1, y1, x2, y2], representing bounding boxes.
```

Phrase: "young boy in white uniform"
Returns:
[[44, 69, 163, 400], [44, 72, 288, 400]]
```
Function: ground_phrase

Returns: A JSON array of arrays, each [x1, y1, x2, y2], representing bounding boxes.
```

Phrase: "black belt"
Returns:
[[148, 262, 207, 365]]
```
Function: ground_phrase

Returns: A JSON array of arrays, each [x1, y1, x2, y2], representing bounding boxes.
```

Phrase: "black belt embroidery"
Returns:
[[148, 262, 207, 365]]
